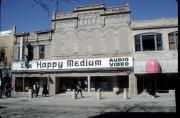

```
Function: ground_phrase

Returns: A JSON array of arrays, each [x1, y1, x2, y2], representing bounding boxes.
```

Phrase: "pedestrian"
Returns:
[[148, 79, 157, 98], [42, 84, 48, 97], [33, 82, 40, 98], [150, 79, 157, 98], [4, 82, 11, 97], [76, 81, 84, 98]]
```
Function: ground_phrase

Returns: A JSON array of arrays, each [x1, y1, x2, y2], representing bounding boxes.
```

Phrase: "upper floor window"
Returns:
[[134, 33, 163, 52], [0, 49, 5, 63], [27, 45, 34, 61], [168, 31, 178, 50], [39, 45, 45, 59]]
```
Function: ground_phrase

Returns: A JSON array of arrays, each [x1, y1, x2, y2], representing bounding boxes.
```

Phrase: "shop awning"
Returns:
[[145, 59, 161, 74]]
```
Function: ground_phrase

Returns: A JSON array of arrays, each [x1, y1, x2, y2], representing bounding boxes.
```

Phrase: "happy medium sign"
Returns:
[[12, 57, 133, 71]]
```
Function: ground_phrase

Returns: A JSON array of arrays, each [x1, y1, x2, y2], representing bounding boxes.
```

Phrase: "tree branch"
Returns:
[[33, 0, 50, 13]]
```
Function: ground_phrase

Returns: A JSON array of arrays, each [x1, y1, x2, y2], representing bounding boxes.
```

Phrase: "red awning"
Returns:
[[145, 59, 161, 74]]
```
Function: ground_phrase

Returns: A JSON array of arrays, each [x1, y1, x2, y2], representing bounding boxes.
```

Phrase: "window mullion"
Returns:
[[140, 35, 143, 51], [154, 34, 157, 51], [174, 33, 177, 49]]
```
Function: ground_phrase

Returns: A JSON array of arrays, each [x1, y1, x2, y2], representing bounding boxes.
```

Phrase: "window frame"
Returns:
[[168, 31, 178, 50], [134, 33, 163, 52], [39, 45, 45, 59]]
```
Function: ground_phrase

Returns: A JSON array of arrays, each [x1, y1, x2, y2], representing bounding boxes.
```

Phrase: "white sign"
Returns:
[[12, 57, 133, 71]]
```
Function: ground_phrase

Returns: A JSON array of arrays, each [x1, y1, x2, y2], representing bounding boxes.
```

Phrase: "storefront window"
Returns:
[[168, 31, 178, 50], [134, 33, 163, 51]]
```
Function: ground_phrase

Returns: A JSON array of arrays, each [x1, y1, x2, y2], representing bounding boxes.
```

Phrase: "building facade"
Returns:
[[11, 4, 178, 96], [0, 26, 16, 89], [132, 19, 178, 93]]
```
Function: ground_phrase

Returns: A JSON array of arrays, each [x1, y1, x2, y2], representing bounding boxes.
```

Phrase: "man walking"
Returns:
[[33, 82, 40, 98], [76, 81, 84, 98], [4, 82, 11, 97]]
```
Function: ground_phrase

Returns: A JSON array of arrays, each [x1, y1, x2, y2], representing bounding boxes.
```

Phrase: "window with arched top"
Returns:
[[134, 33, 163, 51], [168, 31, 178, 50]]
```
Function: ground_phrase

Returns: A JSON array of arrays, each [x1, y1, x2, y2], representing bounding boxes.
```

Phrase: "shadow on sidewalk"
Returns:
[[89, 112, 177, 118]]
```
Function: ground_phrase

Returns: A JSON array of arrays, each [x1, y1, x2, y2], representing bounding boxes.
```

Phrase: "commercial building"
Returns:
[[11, 4, 178, 96], [0, 26, 16, 89], [132, 19, 178, 93]]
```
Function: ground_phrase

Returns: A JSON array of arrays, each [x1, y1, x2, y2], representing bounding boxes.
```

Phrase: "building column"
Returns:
[[129, 73, 138, 96], [87, 76, 91, 92], [48, 75, 56, 95]]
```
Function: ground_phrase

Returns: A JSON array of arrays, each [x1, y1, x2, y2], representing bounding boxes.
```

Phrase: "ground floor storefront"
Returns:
[[11, 57, 137, 95], [11, 57, 178, 96], [136, 73, 178, 94], [11, 72, 177, 96], [11, 71, 139, 96]]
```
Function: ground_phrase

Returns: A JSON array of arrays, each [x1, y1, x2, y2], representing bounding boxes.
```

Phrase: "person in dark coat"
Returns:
[[4, 82, 11, 97], [148, 78, 157, 98], [42, 84, 48, 97], [33, 82, 40, 98]]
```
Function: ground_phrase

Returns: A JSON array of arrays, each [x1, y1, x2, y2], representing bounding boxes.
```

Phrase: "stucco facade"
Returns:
[[0, 26, 16, 67], [0, 26, 16, 89], [51, 4, 132, 59]]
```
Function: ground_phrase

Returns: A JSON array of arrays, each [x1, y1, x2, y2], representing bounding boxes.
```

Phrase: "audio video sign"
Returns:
[[12, 57, 133, 71]]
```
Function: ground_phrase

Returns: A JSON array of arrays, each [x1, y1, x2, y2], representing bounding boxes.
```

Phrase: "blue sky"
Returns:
[[1, 0, 178, 33]]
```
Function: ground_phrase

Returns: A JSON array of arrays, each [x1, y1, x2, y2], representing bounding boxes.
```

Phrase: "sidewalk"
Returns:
[[0, 92, 176, 118], [1, 91, 176, 107]]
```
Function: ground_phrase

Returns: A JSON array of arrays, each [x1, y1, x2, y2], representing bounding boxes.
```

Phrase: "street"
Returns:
[[0, 92, 177, 118]]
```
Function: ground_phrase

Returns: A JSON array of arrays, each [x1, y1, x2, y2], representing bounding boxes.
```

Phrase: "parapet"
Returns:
[[52, 3, 130, 21], [131, 18, 178, 30]]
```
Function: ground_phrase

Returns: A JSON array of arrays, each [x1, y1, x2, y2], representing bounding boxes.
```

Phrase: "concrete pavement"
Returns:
[[0, 92, 177, 118]]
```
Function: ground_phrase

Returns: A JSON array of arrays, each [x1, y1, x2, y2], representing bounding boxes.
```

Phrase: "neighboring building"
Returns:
[[11, 4, 178, 96], [131, 18, 178, 93], [0, 26, 16, 88], [12, 29, 53, 92]]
